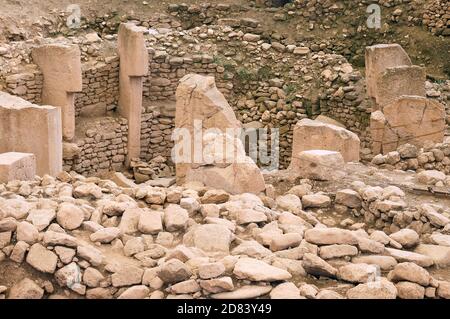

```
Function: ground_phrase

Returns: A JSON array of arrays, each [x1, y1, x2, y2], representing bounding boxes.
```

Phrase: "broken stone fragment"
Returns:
[[395, 281, 425, 299], [290, 150, 345, 181], [319, 244, 358, 260], [301, 194, 331, 208], [26, 243, 58, 274], [388, 262, 430, 286], [389, 229, 419, 248], [302, 253, 337, 278], [8, 278, 44, 299], [347, 278, 397, 299], [270, 282, 302, 299], [198, 262, 226, 280], [269, 233, 302, 252], [10, 241, 29, 263], [43, 230, 78, 247], [110, 263, 144, 287], [163, 204, 189, 232], [158, 259, 192, 284], [233, 257, 292, 281], [183, 224, 233, 254], [236, 209, 267, 225], [338, 263, 378, 283], [414, 244, 450, 267], [56, 203, 85, 230], [201, 189, 230, 204], [26, 209, 56, 231], [138, 210, 163, 234], [199, 277, 234, 294], [386, 248, 434, 268], [77, 245, 104, 266], [335, 189, 362, 208], [168, 279, 201, 294], [352, 255, 398, 271], [305, 227, 358, 245], [90, 227, 121, 243], [117, 285, 150, 299], [16, 221, 39, 244]]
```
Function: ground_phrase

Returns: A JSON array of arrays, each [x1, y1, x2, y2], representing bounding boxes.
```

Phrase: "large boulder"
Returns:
[[173, 74, 265, 194]]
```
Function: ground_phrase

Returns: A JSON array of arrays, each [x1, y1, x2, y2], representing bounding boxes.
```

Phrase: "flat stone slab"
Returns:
[[146, 177, 176, 188], [0, 152, 36, 183]]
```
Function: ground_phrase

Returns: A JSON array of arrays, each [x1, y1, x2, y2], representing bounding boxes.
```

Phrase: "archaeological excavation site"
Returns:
[[0, 0, 449, 303]]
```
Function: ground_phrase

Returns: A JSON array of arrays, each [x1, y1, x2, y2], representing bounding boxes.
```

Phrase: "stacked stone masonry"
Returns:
[[63, 118, 128, 176]]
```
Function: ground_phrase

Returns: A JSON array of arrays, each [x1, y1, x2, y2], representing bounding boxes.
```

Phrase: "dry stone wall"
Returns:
[[422, 0, 449, 36], [3, 71, 43, 105], [75, 58, 120, 118], [63, 117, 128, 175], [140, 106, 175, 163], [144, 50, 232, 101]]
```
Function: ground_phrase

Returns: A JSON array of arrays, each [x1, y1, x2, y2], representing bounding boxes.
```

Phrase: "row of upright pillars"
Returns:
[[28, 23, 148, 175]]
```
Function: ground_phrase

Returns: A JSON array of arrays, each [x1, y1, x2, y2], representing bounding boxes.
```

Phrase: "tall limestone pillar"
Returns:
[[32, 44, 82, 142], [118, 23, 149, 166]]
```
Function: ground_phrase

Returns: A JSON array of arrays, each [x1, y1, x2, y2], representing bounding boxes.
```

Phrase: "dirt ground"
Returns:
[[1, 0, 448, 78]]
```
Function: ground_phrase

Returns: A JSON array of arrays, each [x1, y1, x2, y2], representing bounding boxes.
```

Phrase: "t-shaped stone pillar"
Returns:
[[32, 44, 82, 141], [118, 23, 149, 166]]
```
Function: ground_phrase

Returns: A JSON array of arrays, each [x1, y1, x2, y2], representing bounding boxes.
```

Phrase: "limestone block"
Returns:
[[289, 150, 345, 181], [365, 44, 412, 100], [0, 92, 62, 176], [374, 65, 426, 108], [183, 132, 265, 194], [292, 119, 360, 162], [314, 115, 345, 128], [0, 152, 36, 183], [370, 96, 445, 154]]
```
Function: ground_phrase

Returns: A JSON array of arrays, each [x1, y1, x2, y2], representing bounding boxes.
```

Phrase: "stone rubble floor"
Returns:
[[1, 162, 450, 299]]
